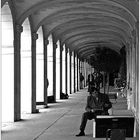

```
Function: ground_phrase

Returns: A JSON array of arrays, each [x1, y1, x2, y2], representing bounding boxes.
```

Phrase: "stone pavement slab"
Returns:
[[1, 88, 139, 140]]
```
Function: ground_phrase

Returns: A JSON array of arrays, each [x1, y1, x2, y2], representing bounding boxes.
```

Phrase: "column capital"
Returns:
[[131, 30, 136, 47], [60, 45, 64, 51], [69, 51, 72, 56], [126, 42, 130, 48], [15, 24, 23, 33], [32, 32, 38, 40], [44, 39, 49, 46], [127, 38, 133, 48], [65, 47, 68, 53], [53, 42, 57, 49]]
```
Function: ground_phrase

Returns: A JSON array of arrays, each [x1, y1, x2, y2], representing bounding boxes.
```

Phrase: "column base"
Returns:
[[32, 109, 39, 113], [44, 105, 48, 108]]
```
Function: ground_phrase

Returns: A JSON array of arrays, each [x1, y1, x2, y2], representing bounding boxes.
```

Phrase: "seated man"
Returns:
[[76, 87, 112, 136]]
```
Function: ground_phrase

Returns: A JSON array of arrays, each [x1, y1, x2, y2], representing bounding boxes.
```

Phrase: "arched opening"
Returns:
[[47, 35, 53, 97], [2, 3, 14, 122], [56, 40, 60, 100], [75, 55, 77, 91], [21, 18, 32, 114], [62, 45, 66, 93], [36, 27, 44, 103], [67, 49, 70, 94], [71, 52, 74, 93]]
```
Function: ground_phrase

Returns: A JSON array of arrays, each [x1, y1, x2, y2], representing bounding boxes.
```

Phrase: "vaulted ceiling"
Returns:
[[2, 0, 139, 61]]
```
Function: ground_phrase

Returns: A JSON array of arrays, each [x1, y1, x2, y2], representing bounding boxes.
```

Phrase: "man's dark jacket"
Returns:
[[85, 92, 112, 115]]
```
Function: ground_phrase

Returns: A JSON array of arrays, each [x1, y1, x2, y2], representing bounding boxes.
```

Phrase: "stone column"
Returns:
[[131, 30, 137, 111], [69, 51, 72, 94], [31, 32, 38, 113], [65, 48, 68, 95], [126, 46, 130, 109], [135, 25, 139, 121], [126, 43, 129, 89], [79, 59, 81, 89], [127, 42, 133, 110], [84, 61, 86, 87], [132, 30, 137, 108], [44, 39, 49, 107], [130, 46, 133, 89], [74, 52, 76, 92], [77, 56, 79, 91], [60, 43, 63, 96], [14, 24, 23, 121], [53, 41, 57, 102], [79, 60, 81, 74]]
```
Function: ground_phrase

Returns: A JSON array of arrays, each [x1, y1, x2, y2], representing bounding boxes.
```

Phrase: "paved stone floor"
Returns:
[[1, 88, 139, 140]]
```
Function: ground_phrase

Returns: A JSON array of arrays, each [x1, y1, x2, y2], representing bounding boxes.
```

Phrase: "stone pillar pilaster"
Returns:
[[84, 61, 86, 87], [65, 48, 68, 95], [44, 39, 49, 107], [77, 56, 79, 91], [14, 24, 23, 121], [79, 59, 81, 89], [126, 43, 129, 89], [31, 32, 38, 113], [53, 41, 57, 102], [60, 44, 63, 96], [74, 52, 76, 93], [69, 51, 72, 94]]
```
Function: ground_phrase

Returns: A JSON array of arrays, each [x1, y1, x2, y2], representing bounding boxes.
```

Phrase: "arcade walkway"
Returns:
[[2, 88, 139, 140]]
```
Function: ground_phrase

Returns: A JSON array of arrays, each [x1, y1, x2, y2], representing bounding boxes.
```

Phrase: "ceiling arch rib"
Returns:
[[39, 12, 133, 34], [80, 49, 97, 59], [32, 4, 135, 31], [1, 0, 8, 7], [66, 35, 124, 50], [66, 38, 123, 56], [69, 42, 121, 58], [54, 23, 130, 39], [42, 18, 131, 41], [8, 0, 138, 62], [59, 29, 128, 46], [12, 0, 138, 25], [55, 21, 130, 34], [77, 43, 121, 57], [79, 47, 121, 60], [50, 20, 131, 48], [76, 42, 121, 54], [80, 50, 99, 60], [110, 0, 138, 21], [64, 35, 125, 52]]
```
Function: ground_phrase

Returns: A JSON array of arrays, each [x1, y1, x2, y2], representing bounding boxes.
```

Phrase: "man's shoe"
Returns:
[[76, 131, 85, 136]]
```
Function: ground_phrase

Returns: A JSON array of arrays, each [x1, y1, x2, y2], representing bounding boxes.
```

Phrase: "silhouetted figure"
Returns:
[[76, 87, 112, 137], [47, 78, 49, 88], [94, 72, 102, 91], [80, 73, 84, 89], [87, 74, 94, 91]]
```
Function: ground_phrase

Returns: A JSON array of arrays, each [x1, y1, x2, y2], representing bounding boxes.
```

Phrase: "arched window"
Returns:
[[67, 49, 70, 94], [71, 52, 74, 93], [2, 3, 14, 122], [47, 35, 53, 96], [21, 18, 32, 114], [62, 45, 66, 93], [36, 27, 44, 102], [56, 40, 60, 99]]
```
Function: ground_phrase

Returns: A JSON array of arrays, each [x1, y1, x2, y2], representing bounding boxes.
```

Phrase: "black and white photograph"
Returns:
[[1, 0, 139, 140]]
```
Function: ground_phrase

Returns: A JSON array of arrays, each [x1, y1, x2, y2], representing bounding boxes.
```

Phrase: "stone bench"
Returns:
[[93, 115, 136, 138], [108, 92, 118, 103]]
